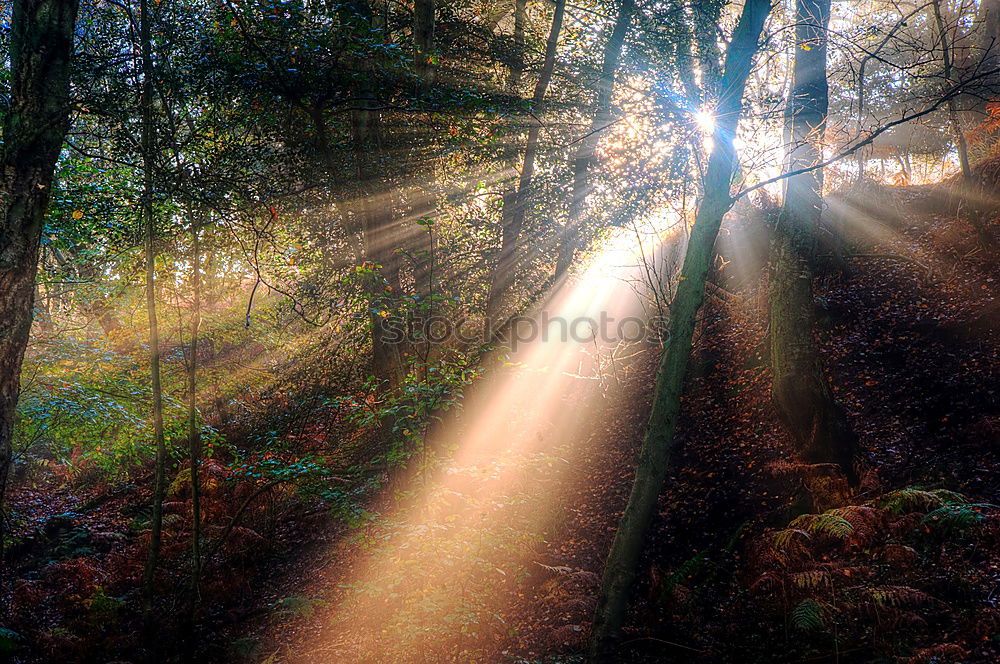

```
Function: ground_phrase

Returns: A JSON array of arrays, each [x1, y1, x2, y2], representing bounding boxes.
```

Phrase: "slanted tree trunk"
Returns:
[[0, 0, 79, 554], [587, 1, 771, 659], [554, 0, 635, 278], [769, 0, 857, 480], [138, 0, 169, 633], [485, 0, 566, 323]]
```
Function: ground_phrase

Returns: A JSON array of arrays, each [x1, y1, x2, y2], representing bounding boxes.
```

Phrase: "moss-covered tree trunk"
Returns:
[[586, 1, 771, 659], [769, 0, 858, 480], [0, 0, 79, 554]]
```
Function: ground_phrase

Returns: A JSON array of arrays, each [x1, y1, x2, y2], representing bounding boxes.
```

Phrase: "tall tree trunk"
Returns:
[[413, 0, 435, 86], [587, 1, 771, 659], [341, 0, 403, 383], [488, 0, 527, 326], [411, 0, 438, 296], [485, 0, 566, 324], [0, 0, 79, 554], [769, 0, 857, 480], [185, 214, 203, 639], [139, 0, 168, 634], [554, 0, 635, 278]]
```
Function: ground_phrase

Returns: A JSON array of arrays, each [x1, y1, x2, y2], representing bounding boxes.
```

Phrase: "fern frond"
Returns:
[[790, 569, 831, 590], [789, 512, 854, 539], [867, 585, 937, 609], [772, 528, 811, 552], [907, 643, 968, 663], [791, 598, 825, 631], [827, 505, 881, 546], [921, 503, 995, 532], [873, 488, 968, 515]]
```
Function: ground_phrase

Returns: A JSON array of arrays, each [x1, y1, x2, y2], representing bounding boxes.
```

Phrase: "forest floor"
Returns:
[[247, 182, 998, 663], [3, 182, 998, 664]]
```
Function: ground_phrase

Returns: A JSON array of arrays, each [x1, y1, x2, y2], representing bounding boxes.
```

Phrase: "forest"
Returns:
[[0, 0, 998, 661]]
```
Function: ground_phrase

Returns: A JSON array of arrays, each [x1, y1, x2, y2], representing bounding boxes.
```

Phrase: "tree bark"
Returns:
[[0, 0, 79, 554], [413, 0, 435, 86], [411, 0, 438, 297], [341, 0, 403, 383], [554, 0, 635, 278], [485, 0, 566, 324], [138, 0, 169, 634], [587, 1, 771, 659], [769, 0, 858, 480], [487, 0, 527, 325]]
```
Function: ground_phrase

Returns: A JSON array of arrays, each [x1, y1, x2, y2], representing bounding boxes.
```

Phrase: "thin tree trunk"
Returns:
[[485, 0, 566, 324], [944, 3, 997, 245], [931, 0, 972, 181], [411, 0, 438, 295], [0, 0, 79, 555], [769, 0, 857, 481], [930, 0, 997, 247], [487, 0, 527, 325], [554, 0, 635, 278], [587, 1, 771, 658], [186, 213, 203, 627], [139, 0, 168, 635]]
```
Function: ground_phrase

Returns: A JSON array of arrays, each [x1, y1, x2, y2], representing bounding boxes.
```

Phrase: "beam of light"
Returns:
[[276, 218, 686, 662]]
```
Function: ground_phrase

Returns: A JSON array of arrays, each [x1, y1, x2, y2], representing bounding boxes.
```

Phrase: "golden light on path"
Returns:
[[290, 225, 676, 663]]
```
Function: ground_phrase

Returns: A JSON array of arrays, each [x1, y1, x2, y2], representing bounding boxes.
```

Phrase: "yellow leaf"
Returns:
[[72, 210, 84, 220]]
